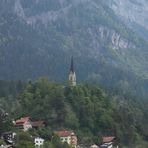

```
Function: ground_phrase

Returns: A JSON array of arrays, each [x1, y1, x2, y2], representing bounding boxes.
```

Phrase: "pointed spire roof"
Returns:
[[69, 56, 76, 86], [70, 56, 74, 73]]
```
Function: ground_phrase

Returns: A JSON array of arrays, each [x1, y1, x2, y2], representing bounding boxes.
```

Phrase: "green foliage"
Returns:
[[0, 139, 5, 145], [14, 131, 34, 148], [0, 118, 13, 134], [37, 127, 52, 140], [0, 108, 13, 134], [0, 80, 25, 116], [12, 79, 148, 147], [43, 141, 54, 148], [16, 131, 33, 142], [15, 141, 34, 148], [0, 0, 148, 147], [0, 78, 148, 147]]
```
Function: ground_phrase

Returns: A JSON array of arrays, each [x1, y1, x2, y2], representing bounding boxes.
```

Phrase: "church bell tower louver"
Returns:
[[69, 56, 76, 86]]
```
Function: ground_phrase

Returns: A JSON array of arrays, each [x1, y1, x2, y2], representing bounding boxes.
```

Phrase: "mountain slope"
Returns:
[[107, 0, 148, 40], [0, 0, 148, 98]]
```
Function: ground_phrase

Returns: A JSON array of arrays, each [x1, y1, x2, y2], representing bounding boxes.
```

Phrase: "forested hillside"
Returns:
[[0, 1, 148, 147], [1, 78, 148, 147], [0, 0, 147, 99]]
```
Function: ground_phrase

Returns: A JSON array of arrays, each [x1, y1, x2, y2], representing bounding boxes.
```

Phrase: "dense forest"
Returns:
[[0, 0, 148, 100], [1, 78, 148, 147]]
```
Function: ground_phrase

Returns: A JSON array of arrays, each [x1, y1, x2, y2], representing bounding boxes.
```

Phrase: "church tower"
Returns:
[[69, 56, 76, 86]]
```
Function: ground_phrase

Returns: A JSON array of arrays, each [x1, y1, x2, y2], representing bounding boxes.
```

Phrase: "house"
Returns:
[[1, 132, 16, 145], [14, 117, 32, 131], [14, 117, 44, 131], [32, 121, 44, 129], [34, 137, 44, 148], [100, 136, 115, 148], [90, 144, 99, 148], [55, 130, 77, 148]]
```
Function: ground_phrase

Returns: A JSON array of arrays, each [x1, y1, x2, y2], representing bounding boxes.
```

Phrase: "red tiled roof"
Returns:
[[15, 122, 25, 126], [55, 130, 74, 137], [15, 117, 30, 125], [102, 136, 115, 143], [32, 121, 44, 127]]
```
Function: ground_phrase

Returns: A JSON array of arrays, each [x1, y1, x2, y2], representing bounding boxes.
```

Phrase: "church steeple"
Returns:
[[70, 56, 74, 73], [69, 56, 76, 86]]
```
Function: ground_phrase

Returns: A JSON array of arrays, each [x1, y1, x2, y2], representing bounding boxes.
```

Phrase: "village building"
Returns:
[[32, 121, 44, 129], [14, 117, 32, 131], [34, 137, 44, 148], [1, 132, 16, 145], [14, 117, 44, 131], [55, 130, 77, 148]]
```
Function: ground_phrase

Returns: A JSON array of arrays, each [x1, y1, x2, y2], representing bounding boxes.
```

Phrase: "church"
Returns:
[[69, 56, 76, 86]]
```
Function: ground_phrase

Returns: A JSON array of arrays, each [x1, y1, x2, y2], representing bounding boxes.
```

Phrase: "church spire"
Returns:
[[69, 56, 76, 86], [70, 56, 74, 73]]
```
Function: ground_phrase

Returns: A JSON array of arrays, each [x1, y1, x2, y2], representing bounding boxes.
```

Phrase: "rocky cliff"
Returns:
[[107, 0, 148, 40], [12, 0, 137, 55]]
